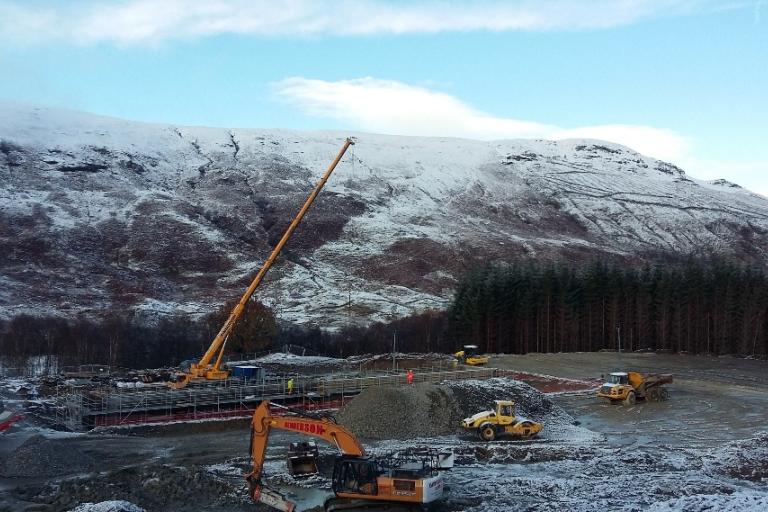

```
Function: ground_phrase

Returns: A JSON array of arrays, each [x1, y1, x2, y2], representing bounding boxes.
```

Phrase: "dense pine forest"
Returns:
[[447, 260, 768, 357], [2, 259, 767, 371]]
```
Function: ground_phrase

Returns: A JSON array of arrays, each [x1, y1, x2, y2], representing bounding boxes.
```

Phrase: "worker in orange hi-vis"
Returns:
[[407, 369, 414, 385]]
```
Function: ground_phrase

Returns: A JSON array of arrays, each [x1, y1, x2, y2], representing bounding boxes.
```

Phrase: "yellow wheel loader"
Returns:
[[453, 345, 490, 366], [461, 400, 543, 441], [597, 372, 673, 405]]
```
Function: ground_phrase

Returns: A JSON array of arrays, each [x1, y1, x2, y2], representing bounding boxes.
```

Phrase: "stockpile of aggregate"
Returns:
[[335, 384, 455, 440], [336, 378, 589, 441], [1, 435, 96, 477]]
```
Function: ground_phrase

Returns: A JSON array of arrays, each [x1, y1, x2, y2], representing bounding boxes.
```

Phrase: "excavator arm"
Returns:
[[171, 138, 355, 389], [246, 401, 364, 511]]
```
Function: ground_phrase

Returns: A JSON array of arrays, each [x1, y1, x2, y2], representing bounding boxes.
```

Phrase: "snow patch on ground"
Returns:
[[256, 352, 346, 365], [68, 501, 146, 512], [643, 491, 768, 511]]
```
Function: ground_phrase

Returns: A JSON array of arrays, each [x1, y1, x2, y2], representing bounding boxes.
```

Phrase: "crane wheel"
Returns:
[[623, 391, 636, 405], [479, 424, 497, 441]]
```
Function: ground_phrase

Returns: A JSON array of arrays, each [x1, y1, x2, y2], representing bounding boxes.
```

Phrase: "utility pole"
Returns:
[[391, 305, 397, 371], [392, 329, 397, 371]]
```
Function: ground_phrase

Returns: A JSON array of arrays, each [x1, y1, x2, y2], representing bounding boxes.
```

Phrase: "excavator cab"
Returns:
[[332, 456, 379, 496]]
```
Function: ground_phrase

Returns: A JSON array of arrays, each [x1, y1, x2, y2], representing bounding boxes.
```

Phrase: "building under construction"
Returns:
[[51, 365, 498, 431]]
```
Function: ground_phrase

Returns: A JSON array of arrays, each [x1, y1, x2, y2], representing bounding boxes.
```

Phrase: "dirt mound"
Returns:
[[1, 434, 96, 477], [447, 378, 566, 421], [705, 432, 768, 481], [33, 464, 247, 512], [335, 384, 455, 439], [336, 378, 581, 440]]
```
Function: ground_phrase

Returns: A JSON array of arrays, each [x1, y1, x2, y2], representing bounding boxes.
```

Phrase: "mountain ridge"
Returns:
[[2, 103, 767, 328]]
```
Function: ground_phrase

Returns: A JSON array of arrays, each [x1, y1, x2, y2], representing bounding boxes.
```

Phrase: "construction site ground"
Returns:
[[2, 352, 768, 511]]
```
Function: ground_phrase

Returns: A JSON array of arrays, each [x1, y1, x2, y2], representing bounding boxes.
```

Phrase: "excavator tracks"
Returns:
[[324, 497, 425, 512]]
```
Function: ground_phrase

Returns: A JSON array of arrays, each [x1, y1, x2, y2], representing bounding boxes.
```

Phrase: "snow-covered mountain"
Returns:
[[2, 103, 767, 327]]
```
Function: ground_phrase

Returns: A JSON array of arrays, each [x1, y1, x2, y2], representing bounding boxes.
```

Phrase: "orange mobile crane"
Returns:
[[170, 138, 355, 389], [247, 401, 448, 512]]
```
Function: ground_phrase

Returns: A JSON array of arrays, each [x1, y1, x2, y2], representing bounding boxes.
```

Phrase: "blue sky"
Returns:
[[0, 0, 766, 194]]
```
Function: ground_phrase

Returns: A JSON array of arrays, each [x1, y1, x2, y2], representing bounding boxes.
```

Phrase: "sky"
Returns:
[[0, 0, 766, 195]]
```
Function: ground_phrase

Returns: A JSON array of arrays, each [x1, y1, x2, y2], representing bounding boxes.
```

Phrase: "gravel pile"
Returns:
[[1, 435, 96, 477], [447, 378, 566, 422], [336, 384, 455, 439], [336, 378, 578, 440]]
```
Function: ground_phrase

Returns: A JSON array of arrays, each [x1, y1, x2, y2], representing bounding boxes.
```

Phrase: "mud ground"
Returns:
[[2, 352, 768, 511], [493, 352, 768, 447]]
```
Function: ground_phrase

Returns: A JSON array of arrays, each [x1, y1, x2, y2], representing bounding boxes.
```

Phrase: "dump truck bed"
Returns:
[[642, 373, 674, 386]]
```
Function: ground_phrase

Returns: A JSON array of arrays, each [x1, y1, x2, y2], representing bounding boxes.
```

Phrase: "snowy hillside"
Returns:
[[1, 103, 767, 327]]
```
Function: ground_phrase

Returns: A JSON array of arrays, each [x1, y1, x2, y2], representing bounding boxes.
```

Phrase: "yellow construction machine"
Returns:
[[170, 138, 354, 389], [453, 345, 489, 366], [461, 400, 543, 441], [247, 401, 451, 512], [597, 371, 673, 405]]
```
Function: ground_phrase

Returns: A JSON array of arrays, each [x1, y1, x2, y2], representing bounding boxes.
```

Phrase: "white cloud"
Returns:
[[680, 158, 768, 197], [275, 76, 690, 162], [0, 0, 749, 44], [276, 76, 768, 195]]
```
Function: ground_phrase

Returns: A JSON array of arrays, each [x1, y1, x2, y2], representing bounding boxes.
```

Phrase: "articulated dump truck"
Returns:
[[597, 371, 673, 405]]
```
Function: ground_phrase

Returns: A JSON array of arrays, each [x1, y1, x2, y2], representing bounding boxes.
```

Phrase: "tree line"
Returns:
[[2, 258, 767, 371], [447, 259, 768, 357], [0, 299, 278, 371]]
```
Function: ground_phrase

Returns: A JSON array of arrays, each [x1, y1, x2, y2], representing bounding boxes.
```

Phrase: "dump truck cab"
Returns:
[[607, 372, 629, 385], [453, 345, 490, 366], [598, 372, 634, 403], [461, 400, 542, 441], [597, 371, 672, 405]]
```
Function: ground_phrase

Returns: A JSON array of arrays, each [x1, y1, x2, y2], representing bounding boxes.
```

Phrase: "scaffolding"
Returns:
[[50, 366, 497, 431]]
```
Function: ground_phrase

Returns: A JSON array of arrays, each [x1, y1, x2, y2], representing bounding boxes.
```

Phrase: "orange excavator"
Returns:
[[170, 138, 355, 389], [247, 401, 448, 512]]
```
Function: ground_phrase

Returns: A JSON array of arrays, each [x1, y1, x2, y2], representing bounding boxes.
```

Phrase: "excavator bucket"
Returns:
[[287, 441, 319, 476], [287, 455, 318, 476], [254, 486, 295, 512]]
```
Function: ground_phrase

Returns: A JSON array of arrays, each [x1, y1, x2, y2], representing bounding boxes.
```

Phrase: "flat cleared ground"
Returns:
[[494, 352, 768, 447], [2, 353, 768, 511]]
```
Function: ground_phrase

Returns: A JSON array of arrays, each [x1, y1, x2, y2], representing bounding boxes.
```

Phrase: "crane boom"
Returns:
[[171, 138, 355, 389]]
